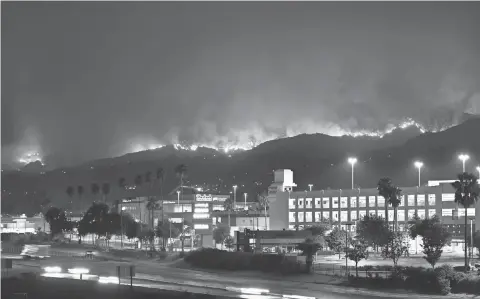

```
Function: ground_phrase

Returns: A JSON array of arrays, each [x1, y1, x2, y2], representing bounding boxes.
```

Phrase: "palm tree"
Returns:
[[156, 167, 165, 222], [101, 183, 110, 204], [134, 175, 143, 187], [451, 172, 480, 271], [223, 197, 234, 227], [146, 197, 160, 230], [77, 185, 85, 213], [118, 177, 126, 189], [66, 186, 74, 213], [145, 171, 152, 184], [175, 164, 187, 202], [91, 183, 100, 202], [377, 178, 402, 231], [257, 192, 269, 230]]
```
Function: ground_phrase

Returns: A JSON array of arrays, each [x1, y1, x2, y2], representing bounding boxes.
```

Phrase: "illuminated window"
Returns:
[[442, 209, 453, 216], [388, 210, 394, 222], [322, 211, 330, 221], [408, 210, 416, 220], [175, 204, 192, 213], [314, 198, 321, 208], [341, 197, 348, 208], [298, 198, 304, 209], [341, 211, 348, 222], [212, 205, 225, 211], [289, 198, 296, 209], [194, 208, 209, 213], [359, 197, 367, 208], [193, 213, 210, 219], [169, 218, 183, 223], [399, 195, 405, 207], [369, 196, 376, 208], [194, 224, 209, 230], [332, 197, 338, 209], [428, 194, 436, 206], [288, 225, 295, 230], [195, 203, 208, 208], [378, 210, 385, 219], [305, 198, 312, 208], [442, 194, 454, 202], [332, 212, 338, 221], [289, 212, 296, 223], [350, 211, 358, 221], [315, 212, 321, 222], [417, 195, 425, 206], [428, 209, 436, 218], [397, 210, 405, 222], [359, 210, 366, 220], [467, 208, 475, 216], [350, 197, 357, 208], [407, 195, 415, 206], [322, 198, 330, 209], [459, 209, 465, 217], [418, 209, 426, 219], [377, 196, 385, 207], [298, 212, 305, 222], [369, 210, 376, 216], [305, 212, 313, 222]]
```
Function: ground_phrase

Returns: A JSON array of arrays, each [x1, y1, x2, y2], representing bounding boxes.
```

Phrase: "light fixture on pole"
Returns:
[[347, 157, 357, 189], [308, 184, 313, 192], [476, 166, 480, 178], [244, 192, 247, 209], [176, 190, 180, 205], [233, 185, 238, 210], [120, 206, 126, 248], [414, 161, 423, 187], [459, 154, 470, 172]]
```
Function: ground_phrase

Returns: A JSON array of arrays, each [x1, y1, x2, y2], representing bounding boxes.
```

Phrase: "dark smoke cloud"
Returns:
[[1, 2, 479, 166]]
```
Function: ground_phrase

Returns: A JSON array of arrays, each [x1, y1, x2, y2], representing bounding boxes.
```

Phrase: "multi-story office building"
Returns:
[[268, 169, 480, 252]]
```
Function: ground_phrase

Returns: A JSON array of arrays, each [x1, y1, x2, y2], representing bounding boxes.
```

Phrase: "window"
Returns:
[[175, 204, 192, 213], [388, 210, 394, 222], [194, 224, 209, 230], [442, 209, 453, 216], [417, 209, 426, 219], [359, 197, 367, 208], [408, 210, 416, 220], [350, 211, 358, 221], [332, 197, 338, 209], [442, 194, 454, 202], [397, 210, 405, 222], [341, 197, 348, 208], [428, 194, 436, 206], [194, 208, 209, 213], [359, 210, 366, 220], [459, 209, 465, 217], [212, 205, 225, 211], [467, 208, 475, 216], [314, 198, 321, 208], [408, 195, 415, 206], [322, 211, 330, 221], [378, 210, 385, 219], [350, 197, 357, 208], [298, 212, 304, 222], [428, 209, 436, 218], [305, 212, 313, 222], [399, 195, 405, 207], [195, 203, 208, 208], [288, 225, 295, 230], [315, 212, 321, 222], [305, 198, 312, 208], [289, 212, 296, 223], [298, 198, 304, 208], [369, 196, 376, 208], [193, 213, 210, 219], [341, 211, 348, 222], [289, 198, 296, 209], [322, 198, 330, 209], [332, 212, 338, 221], [417, 195, 425, 206], [369, 210, 377, 216], [377, 196, 385, 207]]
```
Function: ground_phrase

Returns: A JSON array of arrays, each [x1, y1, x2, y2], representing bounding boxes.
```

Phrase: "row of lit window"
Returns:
[[173, 204, 225, 213], [289, 194, 437, 210], [289, 209, 438, 223]]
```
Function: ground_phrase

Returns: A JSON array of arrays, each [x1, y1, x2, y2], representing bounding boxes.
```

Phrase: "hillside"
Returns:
[[2, 118, 480, 216]]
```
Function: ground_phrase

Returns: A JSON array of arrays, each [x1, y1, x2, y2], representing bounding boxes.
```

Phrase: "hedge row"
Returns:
[[184, 248, 304, 275], [347, 265, 480, 295]]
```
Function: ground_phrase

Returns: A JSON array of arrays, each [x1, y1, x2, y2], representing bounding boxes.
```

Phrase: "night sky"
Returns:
[[2, 2, 479, 166]]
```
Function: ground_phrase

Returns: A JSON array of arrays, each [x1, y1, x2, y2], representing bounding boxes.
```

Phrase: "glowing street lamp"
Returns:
[[308, 184, 313, 192], [176, 190, 181, 205], [459, 154, 469, 172], [414, 161, 423, 187], [347, 157, 357, 189], [233, 185, 238, 210], [476, 166, 480, 178], [244, 193, 248, 209]]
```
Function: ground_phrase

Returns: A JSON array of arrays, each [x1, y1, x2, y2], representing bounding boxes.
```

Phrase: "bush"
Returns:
[[184, 248, 303, 275]]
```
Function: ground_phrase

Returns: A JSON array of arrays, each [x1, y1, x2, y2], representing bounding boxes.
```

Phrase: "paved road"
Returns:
[[12, 256, 438, 299]]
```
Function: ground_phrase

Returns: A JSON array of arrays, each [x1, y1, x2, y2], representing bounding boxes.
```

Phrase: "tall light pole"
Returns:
[[414, 161, 423, 187], [244, 193, 248, 209], [176, 190, 181, 205], [459, 154, 469, 172], [476, 166, 480, 178], [120, 206, 126, 248], [233, 185, 238, 210], [308, 184, 313, 192], [348, 158, 357, 189]]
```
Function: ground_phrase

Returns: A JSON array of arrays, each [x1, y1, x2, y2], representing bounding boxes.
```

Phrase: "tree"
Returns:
[[452, 172, 479, 271], [146, 197, 160, 229], [356, 214, 390, 252], [66, 186, 74, 211], [175, 164, 187, 202], [156, 219, 180, 248], [123, 214, 140, 240], [101, 183, 110, 204], [224, 236, 235, 251], [44, 207, 69, 237], [473, 231, 480, 258], [134, 175, 143, 187], [79, 202, 110, 242], [297, 238, 322, 273], [347, 238, 369, 277], [145, 171, 152, 184], [382, 230, 409, 268], [213, 225, 230, 248], [257, 192, 269, 230], [118, 177, 126, 189], [326, 227, 348, 258], [377, 178, 402, 231], [223, 197, 234, 227], [91, 183, 100, 202], [77, 185, 85, 213], [175, 220, 192, 253], [304, 221, 332, 249]]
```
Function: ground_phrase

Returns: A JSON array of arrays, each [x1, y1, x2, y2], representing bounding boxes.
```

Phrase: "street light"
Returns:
[[348, 158, 357, 189], [244, 193, 248, 209], [176, 190, 181, 205], [233, 185, 238, 210], [476, 166, 480, 178], [414, 161, 423, 187], [308, 184, 313, 192], [459, 154, 470, 172], [120, 206, 126, 248]]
